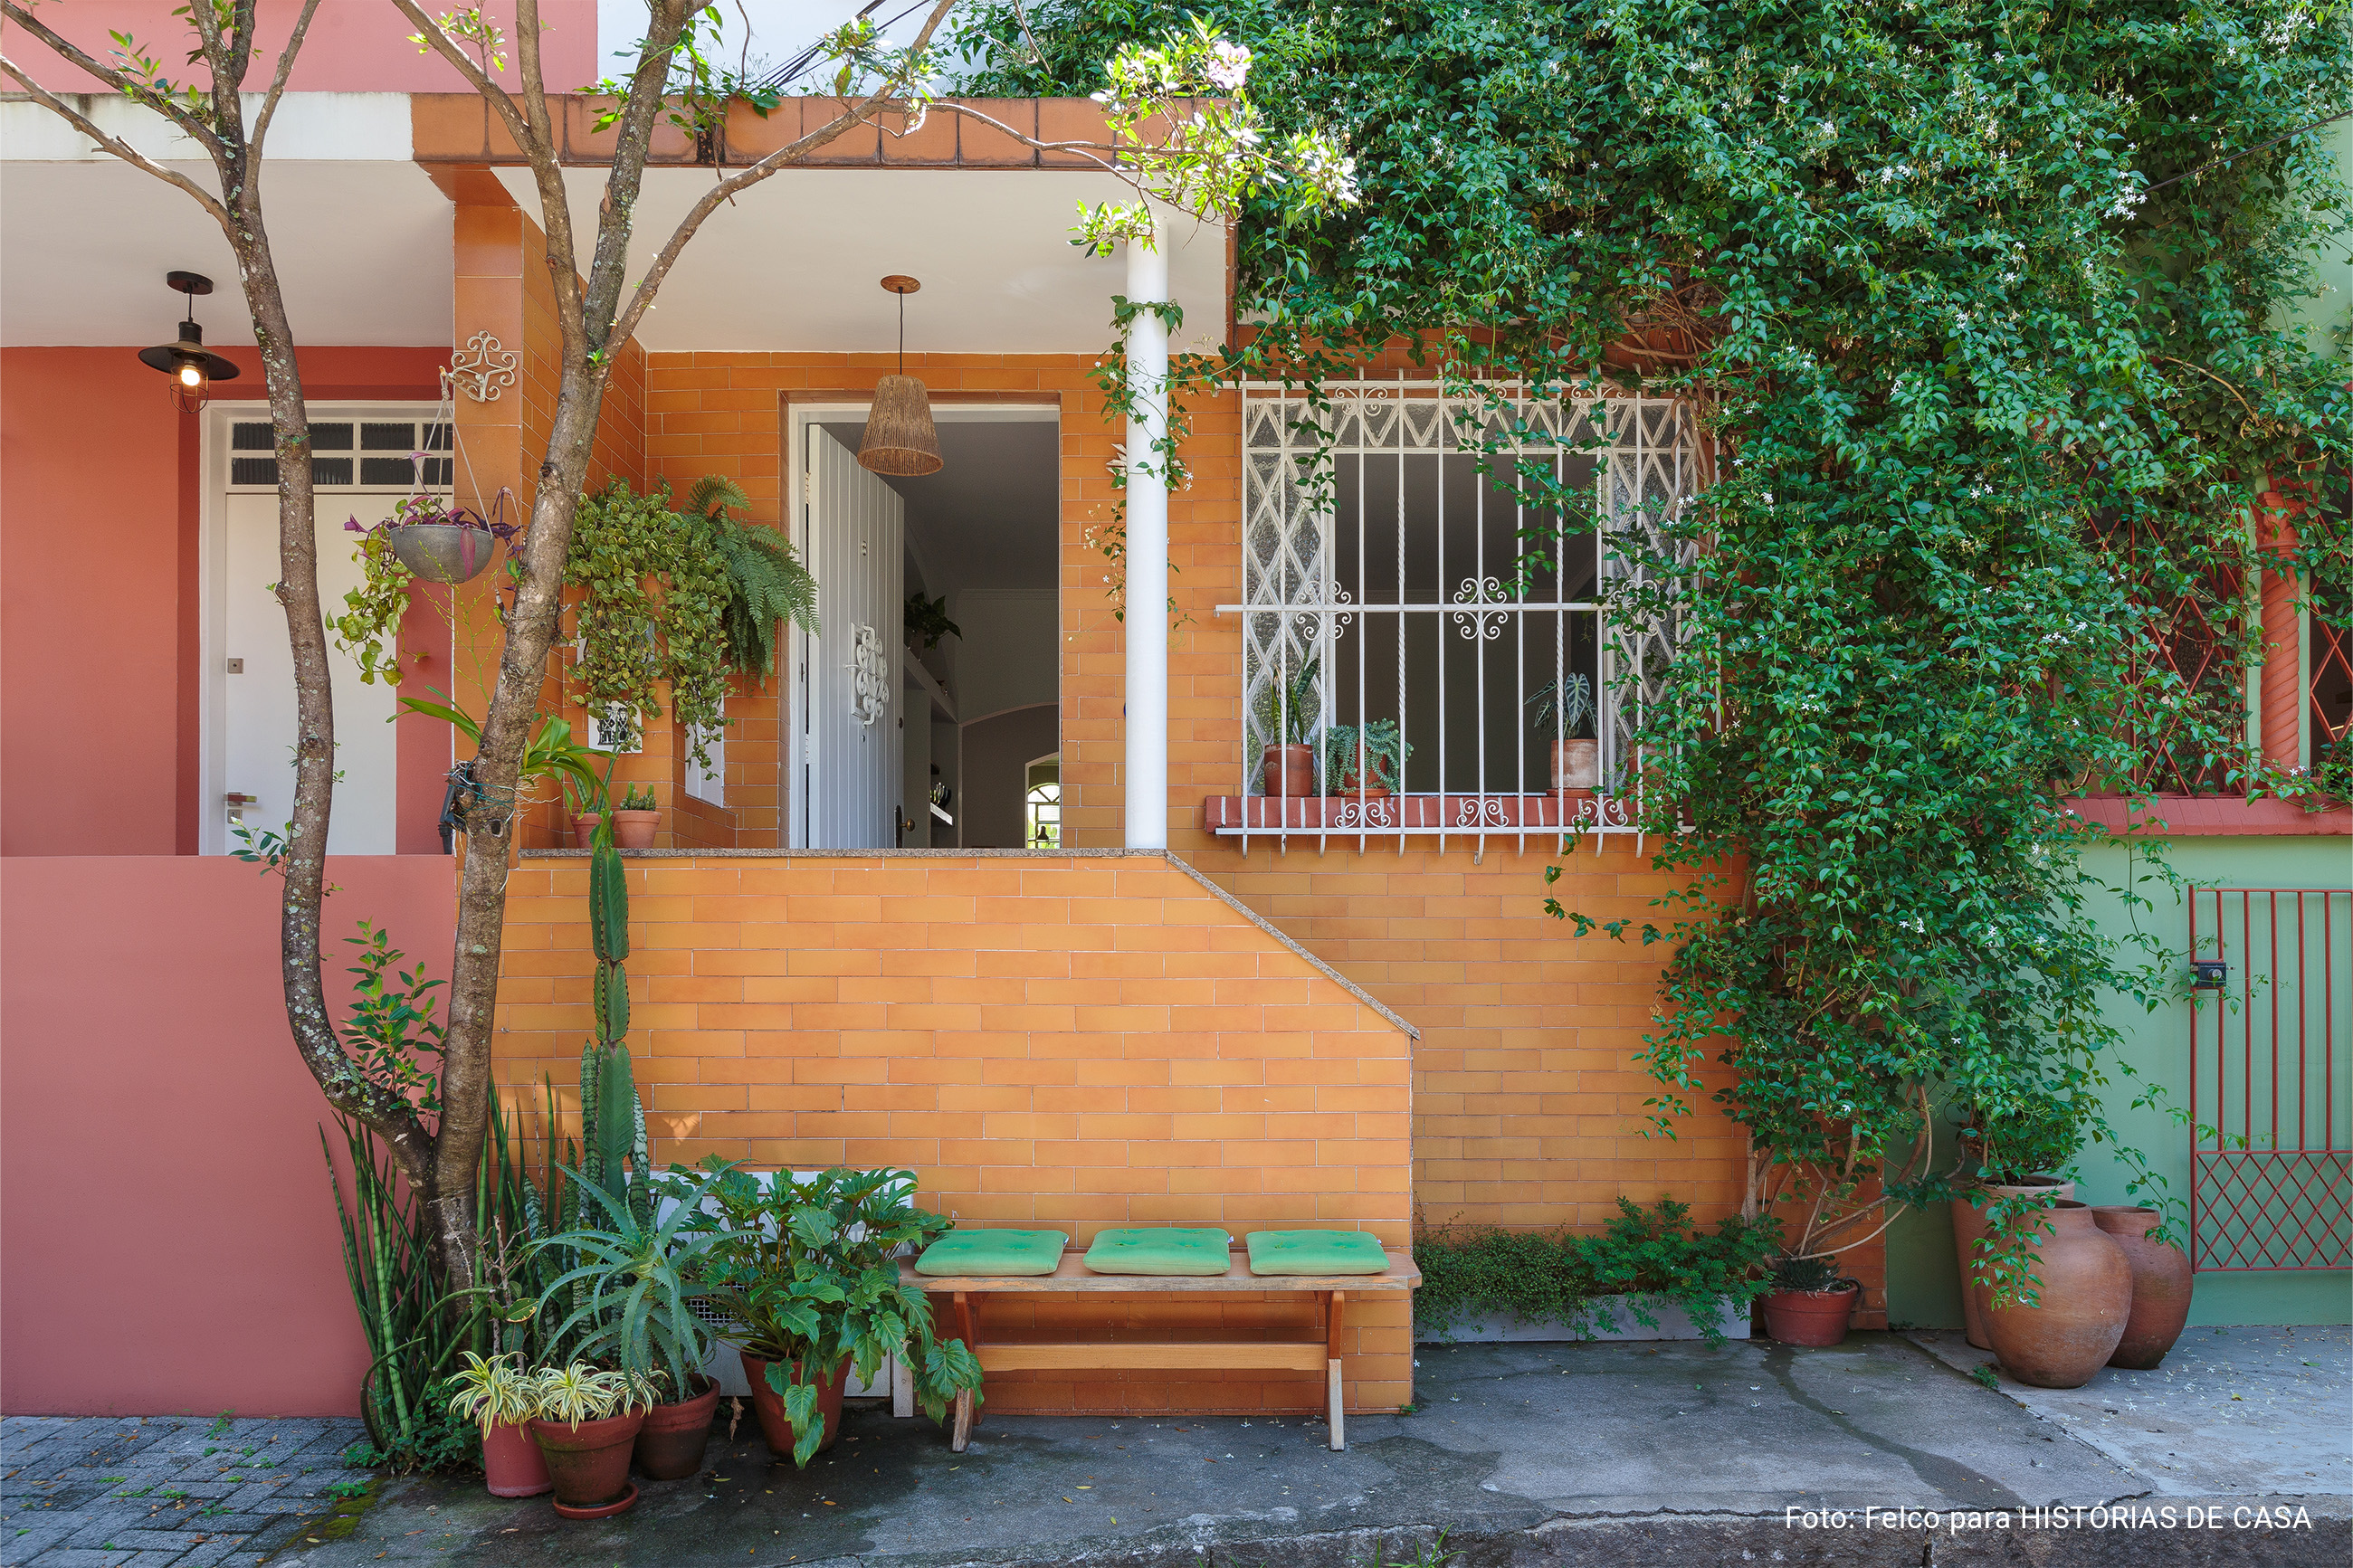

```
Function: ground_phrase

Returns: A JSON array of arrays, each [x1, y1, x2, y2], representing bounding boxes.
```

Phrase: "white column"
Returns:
[[1123, 220, 1169, 850]]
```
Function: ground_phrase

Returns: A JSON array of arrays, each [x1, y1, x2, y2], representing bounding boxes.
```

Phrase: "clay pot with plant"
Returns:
[[1981, 1200, 2132, 1388], [1758, 1253, 1862, 1346], [524, 1364, 656, 1518], [1954, 1096, 2084, 1350], [609, 784, 662, 849], [1253, 657, 1322, 798], [443, 1352, 551, 1498], [683, 1165, 985, 1468], [1324, 720, 1411, 799], [2091, 1206, 2193, 1369], [1526, 674, 1598, 793]]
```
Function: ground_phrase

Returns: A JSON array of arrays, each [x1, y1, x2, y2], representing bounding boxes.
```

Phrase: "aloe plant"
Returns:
[[532, 1164, 732, 1393]]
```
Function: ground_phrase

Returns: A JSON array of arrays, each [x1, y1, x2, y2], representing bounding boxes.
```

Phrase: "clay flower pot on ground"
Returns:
[[529, 1411, 645, 1517], [481, 1419, 552, 1498], [740, 1352, 849, 1458], [1260, 743, 1315, 798], [632, 1374, 720, 1480], [2091, 1206, 2194, 1369], [1760, 1284, 1860, 1346], [1984, 1200, 2132, 1389], [1953, 1175, 2073, 1349]]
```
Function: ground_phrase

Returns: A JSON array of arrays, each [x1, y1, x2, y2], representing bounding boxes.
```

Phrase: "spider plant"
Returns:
[[529, 1363, 655, 1429], [443, 1352, 540, 1435]]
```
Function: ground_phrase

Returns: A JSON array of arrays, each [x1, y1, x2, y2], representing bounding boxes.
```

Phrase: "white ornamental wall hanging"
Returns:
[[850, 623, 890, 727]]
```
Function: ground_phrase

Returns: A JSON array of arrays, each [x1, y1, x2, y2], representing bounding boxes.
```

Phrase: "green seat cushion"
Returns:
[[1081, 1227, 1234, 1276], [1243, 1230, 1390, 1276], [914, 1229, 1069, 1277]]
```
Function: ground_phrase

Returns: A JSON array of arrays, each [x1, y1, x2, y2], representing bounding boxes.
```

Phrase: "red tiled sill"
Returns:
[[2063, 794, 2352, 837]]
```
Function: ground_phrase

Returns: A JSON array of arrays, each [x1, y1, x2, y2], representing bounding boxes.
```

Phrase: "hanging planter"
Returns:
[[359, 490, 518, 584]]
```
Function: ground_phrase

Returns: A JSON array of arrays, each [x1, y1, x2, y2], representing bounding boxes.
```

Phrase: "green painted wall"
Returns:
[[1887, 834, 2352, 1328], [2287, 117, 2352, 358]]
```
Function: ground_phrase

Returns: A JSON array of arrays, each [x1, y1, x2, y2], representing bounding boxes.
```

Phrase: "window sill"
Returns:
[[2063, 794, 2351, 837], [1203, 792, 1640, 835]]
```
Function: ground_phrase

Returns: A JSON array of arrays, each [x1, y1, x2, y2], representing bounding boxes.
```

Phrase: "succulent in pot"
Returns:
[[1758, 1253, 1861, 1346], [443, 1352, 551, 1498], [349, 488, 518, 585], [1253, 657, 1321, 797], [1323, 720, 1410, 799], [609, 784, 662, 849], [682, 1164, 985, 1467], [1525, 675, 1597, 792]]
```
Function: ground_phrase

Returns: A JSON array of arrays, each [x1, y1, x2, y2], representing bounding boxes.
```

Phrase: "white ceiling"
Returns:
[[0, 158, 455, 347], [818, 413, 1061, 594], [491, 166, 1229, 355]]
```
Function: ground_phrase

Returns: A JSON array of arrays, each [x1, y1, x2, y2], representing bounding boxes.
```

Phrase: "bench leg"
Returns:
[[951, 1389, 974, 1453], [951, 1290, 978, 1452], [1325, 1289, 1347, 1451]]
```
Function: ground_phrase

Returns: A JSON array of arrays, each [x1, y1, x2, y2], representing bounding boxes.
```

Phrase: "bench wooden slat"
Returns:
[[900, 1247, 1420, 1293], [976, 1342, 1330, 1373]]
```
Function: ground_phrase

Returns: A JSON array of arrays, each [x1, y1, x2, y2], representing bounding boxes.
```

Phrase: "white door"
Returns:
[[222, 492, 399, 854], [799, 424, 903, 848]]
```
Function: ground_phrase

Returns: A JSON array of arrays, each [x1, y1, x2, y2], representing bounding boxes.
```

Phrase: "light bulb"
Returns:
[[178, 360, 204, 388]]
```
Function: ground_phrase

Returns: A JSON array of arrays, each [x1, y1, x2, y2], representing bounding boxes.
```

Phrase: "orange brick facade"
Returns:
[[452, 163, 1885, 1421], [494, 851, 1416, 1413]]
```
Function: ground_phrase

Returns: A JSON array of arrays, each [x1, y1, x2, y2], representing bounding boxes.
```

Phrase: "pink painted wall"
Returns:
[[0, 1, 595, 95], [1, 346, 452, 856], [1, 854, 456, 1416]]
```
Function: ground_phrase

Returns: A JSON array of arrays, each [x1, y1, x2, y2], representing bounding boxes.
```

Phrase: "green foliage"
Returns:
[[1769, 1253, 1852, 1294], [528, 1362, 657, 1426], [567, 480, 733, 767], [339, 923, 444, 1116], [905, 591, 960, 653], [1323, 719, 1409, 793], [687, 476, 819, 680], [1413, 1198, 1780, 1348], [531, 1164, 730, 1393], [1252, 654, 1321, 750], [961, 0, 2351, 1269], [616, 784, 658, 813], [1962, 1095, 2088, 1186], [683, 1166, 985, 1467], [1525, 676, 1592, 739], [442, 1352, 538, 1434]]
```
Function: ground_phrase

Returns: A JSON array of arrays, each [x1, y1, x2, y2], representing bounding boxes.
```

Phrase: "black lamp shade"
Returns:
[[138, 320, 241, 384]]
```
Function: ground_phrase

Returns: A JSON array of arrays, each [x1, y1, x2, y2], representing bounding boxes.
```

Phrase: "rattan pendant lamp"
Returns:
[[858, 275, 943, 477]]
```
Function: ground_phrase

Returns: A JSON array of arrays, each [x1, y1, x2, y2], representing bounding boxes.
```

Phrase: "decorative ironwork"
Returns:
[[849, 622, 890, 727], [1451, 577, 1509, 641], [445, 331, 519, 403], [2187, 888, 2353, 1271]]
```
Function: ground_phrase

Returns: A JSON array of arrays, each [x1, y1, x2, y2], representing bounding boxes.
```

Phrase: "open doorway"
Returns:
[[789, 404, 1060, 849]]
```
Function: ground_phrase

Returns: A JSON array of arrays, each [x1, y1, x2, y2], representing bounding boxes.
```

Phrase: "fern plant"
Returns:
[[686, 475, 819, 679]]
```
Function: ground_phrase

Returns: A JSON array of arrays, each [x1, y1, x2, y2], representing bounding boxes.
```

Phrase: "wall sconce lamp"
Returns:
[[138, 271, 241, 412]]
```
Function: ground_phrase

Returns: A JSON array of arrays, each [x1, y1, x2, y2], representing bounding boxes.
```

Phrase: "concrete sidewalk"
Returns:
[[7, 1331, 2345, 1567]]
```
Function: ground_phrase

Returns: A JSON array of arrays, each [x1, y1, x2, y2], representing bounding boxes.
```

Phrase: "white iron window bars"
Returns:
[[1219, 374, 1699, 855]]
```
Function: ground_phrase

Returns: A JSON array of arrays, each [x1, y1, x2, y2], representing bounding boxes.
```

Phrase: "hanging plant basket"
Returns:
[[389, 522, 500, 584]]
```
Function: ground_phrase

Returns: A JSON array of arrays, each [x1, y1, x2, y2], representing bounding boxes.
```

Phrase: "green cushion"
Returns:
[[1081, 1227, 1234, 1276], [914, 1229, 1069, 1277], [1244, 1230, 1391, 1276]]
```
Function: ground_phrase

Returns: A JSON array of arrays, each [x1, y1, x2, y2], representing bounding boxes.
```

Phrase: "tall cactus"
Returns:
[[577, 818, 653, 1233]]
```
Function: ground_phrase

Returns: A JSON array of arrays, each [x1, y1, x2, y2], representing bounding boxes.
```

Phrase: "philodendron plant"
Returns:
[[684, 1165, 984, 1466]]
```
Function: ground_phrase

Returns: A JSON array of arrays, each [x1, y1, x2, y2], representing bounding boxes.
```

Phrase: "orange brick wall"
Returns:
[[492, 851, 1416, 1412]]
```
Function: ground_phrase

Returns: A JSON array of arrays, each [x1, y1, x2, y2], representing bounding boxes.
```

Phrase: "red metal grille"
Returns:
[[2311, 577, 2351, 775], [2188, 888, 2353, 1270], [2092, 515, 2248, 794]]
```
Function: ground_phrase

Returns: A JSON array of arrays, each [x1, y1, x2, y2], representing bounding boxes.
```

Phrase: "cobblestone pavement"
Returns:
[[2, 1414, 367, 1567]]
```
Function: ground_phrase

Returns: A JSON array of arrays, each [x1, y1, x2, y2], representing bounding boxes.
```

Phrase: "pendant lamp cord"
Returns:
[[898, 290, 906, 375]]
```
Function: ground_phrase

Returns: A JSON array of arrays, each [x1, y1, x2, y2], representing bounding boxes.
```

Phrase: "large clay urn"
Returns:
[[2091, 1205, 2194, 1369], [1983, 1200, 2131, 1389], [1952, 1176, 2072, 1349]]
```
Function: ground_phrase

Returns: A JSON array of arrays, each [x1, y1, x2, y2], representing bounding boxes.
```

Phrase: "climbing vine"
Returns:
[[960, 0, 2353, 1267], [567, 480, 734, 766]]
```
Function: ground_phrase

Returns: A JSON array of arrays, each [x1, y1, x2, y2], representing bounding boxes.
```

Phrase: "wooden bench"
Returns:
[[900, 1247, 1421, 1451]]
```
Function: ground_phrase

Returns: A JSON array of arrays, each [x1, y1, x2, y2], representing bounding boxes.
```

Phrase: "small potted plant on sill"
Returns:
[[1253, 657, 1322, 797], [443, 1352, 552, 1498], [1323, 720, 1410, 799], [1526, 675, 1598, 792], [1758, 1253, 1862, 1346], [348, 488, 518, 585], [685, 1164, 985, 1467], [612, 784, 662, 849]]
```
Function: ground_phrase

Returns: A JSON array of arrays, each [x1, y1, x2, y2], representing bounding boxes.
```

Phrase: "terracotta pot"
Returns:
[[1337, 779, 1392, 801], [1984, 1200, 2132, 1389], [529, 1411, 644, 1513], [632, 1374, 719, 1480], [611, 810, 660, 850], [740, 1351, 848, 1459], [570, 813, 602, 849], [481, 1418, 552, 1498], [1760, 1285, 1859, 1347], [1549, 738, 1599, 791], [1953, 1176, 2074, 1349], [2091, 1205, 2194, 1369], [551, 1483, 637, 1522], [1261, 744, 1316, 798]]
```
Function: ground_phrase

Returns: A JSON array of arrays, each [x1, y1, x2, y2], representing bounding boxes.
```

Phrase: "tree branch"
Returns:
[[251, 0, 326, 154], [381, 0, 538, 163], [0, 1, 228, 157], [0, 53, 231, 223]]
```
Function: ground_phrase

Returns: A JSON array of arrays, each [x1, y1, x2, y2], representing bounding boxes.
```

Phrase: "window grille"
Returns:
[[1218, 375, 1699, 853], [225, 419, 452, 491]]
